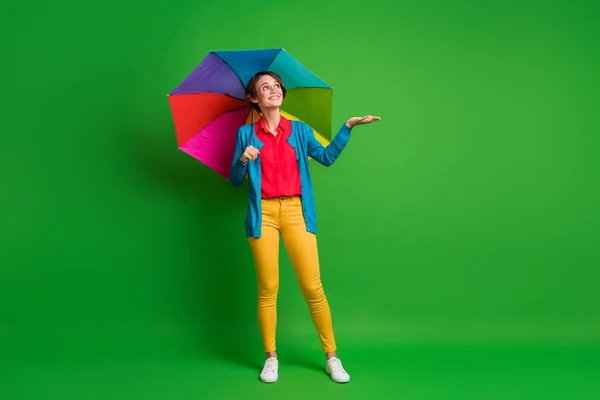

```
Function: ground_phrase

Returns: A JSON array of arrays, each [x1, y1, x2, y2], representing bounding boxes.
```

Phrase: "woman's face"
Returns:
[[252, 74, 284, 110]]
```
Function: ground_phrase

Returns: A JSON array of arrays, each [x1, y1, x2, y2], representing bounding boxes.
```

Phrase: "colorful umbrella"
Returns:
[[167, 48, 333, 178]]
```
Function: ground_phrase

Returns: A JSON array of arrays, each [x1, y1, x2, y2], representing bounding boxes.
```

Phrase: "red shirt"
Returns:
[[255, 116, 302, 199]]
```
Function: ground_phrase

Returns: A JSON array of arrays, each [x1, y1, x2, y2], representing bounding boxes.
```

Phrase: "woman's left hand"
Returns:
[[346, 115, 381, 128]]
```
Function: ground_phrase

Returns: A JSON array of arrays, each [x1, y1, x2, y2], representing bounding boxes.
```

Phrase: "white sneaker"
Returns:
[[260, 357, 278, 383], [326, 357, 350, 383]]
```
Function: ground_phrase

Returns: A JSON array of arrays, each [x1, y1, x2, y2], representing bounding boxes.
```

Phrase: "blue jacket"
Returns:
[[229, 120, 353, 238]]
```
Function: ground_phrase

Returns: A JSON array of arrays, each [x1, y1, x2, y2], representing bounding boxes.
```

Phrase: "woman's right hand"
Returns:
[[240, 145, 259, 163]]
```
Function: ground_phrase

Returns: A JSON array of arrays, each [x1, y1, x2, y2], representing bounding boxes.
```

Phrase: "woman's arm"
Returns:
[[305, 115, 380, 167], [305, 123, 352, 167]]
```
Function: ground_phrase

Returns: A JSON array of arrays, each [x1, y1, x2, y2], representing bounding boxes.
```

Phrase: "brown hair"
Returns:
[[244, 71, 287, 111]]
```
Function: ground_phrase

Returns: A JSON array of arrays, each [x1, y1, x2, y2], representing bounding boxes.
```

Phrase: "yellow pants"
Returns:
[[248, 196, 337, 353]]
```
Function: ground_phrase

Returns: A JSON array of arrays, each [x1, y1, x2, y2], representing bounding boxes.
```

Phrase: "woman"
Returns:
[[229, 71, 380, 383]]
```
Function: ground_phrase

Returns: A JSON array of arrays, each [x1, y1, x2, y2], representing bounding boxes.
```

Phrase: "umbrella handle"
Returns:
[[251, 108, 256, 147], [241, 110, 255, 166]]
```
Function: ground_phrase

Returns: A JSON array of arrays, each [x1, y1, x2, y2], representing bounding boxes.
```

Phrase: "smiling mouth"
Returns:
[[269, 96, 280, 100]]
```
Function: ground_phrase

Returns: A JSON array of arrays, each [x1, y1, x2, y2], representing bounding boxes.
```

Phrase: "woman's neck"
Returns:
[[261, 108, 280, 135]]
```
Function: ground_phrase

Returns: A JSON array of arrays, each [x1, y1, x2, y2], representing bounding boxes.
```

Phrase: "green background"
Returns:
[[3, 0, 599, 398]]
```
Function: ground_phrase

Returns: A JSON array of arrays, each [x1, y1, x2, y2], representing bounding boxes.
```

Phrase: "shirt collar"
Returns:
[[256, 115, 290, 136]]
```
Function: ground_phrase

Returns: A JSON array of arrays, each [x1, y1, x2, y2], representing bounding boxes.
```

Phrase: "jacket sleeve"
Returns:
[[305, 122, 352, 166], [228, 126, 248, 187]]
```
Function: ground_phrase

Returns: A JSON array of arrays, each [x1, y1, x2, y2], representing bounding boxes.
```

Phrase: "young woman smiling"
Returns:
[[229, 71, 380, 383]]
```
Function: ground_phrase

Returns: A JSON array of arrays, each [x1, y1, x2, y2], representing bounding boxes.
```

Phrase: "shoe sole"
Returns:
[[329, 375, 350, 383], [326, 368, 350, 383]]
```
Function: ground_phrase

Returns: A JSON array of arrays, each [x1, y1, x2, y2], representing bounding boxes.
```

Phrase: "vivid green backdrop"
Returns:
[[2, 0, 599, 398]]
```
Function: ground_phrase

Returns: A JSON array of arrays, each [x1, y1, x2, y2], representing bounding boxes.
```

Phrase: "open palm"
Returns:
[[346, 115, 381, 128]]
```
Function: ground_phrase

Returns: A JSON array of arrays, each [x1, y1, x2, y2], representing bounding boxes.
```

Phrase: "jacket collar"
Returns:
[[251, 120, 299, 156]]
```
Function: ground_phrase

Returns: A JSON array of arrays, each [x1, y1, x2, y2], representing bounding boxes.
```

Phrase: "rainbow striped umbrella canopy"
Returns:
[[168, 48, 332, 178]]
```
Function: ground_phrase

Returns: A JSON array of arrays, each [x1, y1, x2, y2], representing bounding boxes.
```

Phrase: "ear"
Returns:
[[250, 97, 259, 104]]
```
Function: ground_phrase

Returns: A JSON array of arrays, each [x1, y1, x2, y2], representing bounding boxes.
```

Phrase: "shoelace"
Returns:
[[329, 359, 346, 374], [263, 358, 277, 373]]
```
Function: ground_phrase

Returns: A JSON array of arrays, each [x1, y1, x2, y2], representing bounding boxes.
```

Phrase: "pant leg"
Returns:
[[247, 198, 281, 353], [279, 196, 337, 353]]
